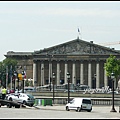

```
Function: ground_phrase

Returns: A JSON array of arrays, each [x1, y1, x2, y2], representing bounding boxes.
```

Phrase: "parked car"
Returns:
[[65, 98, 92, 112], [21, 87, 36, 93], [15, 87, 36, 93], [5, 93, 35, 107]]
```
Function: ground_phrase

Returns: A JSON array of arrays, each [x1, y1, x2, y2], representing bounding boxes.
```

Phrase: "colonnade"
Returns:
[[33, 60, 110, 89]]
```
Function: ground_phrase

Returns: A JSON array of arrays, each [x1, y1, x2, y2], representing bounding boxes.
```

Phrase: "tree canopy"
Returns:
[[0, 58, 18, 87], [104, 54, 120, 78]]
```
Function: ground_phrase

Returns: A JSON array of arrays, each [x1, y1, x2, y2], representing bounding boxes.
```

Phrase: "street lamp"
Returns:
[[17, 66, 22, 93], [67, 72, 70, 103], [22, 71, 25, 93], [52, 72, 55, 104], [110, 72, 117, 112], [17, 75, 20, 93], [46, 53, 53, 91], [13, 71, 17, 91]]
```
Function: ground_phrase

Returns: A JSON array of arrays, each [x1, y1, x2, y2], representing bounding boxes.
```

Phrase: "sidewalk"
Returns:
[[32, 104, 65, 111]]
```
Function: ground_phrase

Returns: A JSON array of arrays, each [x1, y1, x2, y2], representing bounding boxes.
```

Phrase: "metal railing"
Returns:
[[35, 97, 120, 106]]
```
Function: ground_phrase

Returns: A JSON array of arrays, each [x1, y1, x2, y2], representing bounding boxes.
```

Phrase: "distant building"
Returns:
[[5, 38, 120, 89]]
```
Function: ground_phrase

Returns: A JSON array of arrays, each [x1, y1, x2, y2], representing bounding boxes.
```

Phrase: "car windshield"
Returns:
[[27, 94, 34, 99], [82, 99, 91, 104]]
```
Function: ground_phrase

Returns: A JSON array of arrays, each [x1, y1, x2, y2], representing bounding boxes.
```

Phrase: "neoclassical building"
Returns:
[[5, 38, 120, 89]]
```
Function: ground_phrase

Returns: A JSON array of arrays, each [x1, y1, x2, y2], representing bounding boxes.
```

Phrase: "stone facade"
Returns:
[[5, 38, 120, 89]]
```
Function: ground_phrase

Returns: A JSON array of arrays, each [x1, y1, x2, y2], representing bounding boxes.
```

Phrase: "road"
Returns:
[[0, 105, 120, 119]]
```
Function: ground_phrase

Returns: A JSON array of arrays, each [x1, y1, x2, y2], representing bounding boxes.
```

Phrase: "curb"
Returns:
[[33, 105, 65, 111]]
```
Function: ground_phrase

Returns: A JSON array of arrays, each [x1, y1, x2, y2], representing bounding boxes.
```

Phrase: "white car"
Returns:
[[66, 98, 92, 112], [6, 93, 35, 107]]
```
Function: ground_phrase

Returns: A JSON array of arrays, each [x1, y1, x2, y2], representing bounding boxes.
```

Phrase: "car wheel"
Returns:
[[7, 103, 12, 108], [30, 104, 33, 107], [77, 107, 81, 112], [23, 101, 26, 105], [66, 106, 69, 111], [87, 107, 92, 112]]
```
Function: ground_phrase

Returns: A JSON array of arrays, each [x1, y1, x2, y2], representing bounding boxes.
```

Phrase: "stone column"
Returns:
[[64, 61, 68, 84], [88, 61, 92, 88], [57, 62, 60, 86], [104, 64, 108, 88], [72, 61, 76, 85], [80, 61, 84, 84], [96, 62, 100, 88], [33, 61, 37, 87], [41, 62, 44, 86]]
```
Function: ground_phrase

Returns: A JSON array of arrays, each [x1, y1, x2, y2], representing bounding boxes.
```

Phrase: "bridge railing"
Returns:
[[35, 97, 120, 106]]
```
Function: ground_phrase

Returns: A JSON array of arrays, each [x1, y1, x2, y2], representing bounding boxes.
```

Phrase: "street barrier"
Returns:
[[41, 99, 52, 106], [34, 99, 42, 106]]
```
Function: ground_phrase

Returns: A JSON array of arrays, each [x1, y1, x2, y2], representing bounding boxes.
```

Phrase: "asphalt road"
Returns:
[[0, 105, 120, 119]]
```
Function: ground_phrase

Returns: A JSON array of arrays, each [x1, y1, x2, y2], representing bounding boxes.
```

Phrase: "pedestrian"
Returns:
[[1, 86, 7, 100]]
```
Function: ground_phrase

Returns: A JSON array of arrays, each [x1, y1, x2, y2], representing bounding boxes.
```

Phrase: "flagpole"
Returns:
[[77, 27, 82, 40]]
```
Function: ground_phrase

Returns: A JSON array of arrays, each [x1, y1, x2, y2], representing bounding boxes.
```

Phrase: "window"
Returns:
[[82, 99, 91, 104]]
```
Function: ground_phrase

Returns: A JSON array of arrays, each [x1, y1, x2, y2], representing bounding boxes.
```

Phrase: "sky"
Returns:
[[0, 1, 120, 61]]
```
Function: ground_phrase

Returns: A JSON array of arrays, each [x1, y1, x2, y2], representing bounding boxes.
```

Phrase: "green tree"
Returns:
[[104, 54, 120, 79], [0, 58, 18, 87], [0, 62, 6, 87], [3, 58, 18, 70]]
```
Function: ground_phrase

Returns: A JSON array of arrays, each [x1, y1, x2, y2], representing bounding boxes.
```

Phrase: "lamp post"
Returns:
[[13, 71, 17, 91], [49, 56, 52, 91], [110, 72, 117, 112], [67, 72, 70, 103], [17, 75, 19, 93], [22, 71, 25, 93], [46, 53, 54, 91], [52, 72, 55, 104]]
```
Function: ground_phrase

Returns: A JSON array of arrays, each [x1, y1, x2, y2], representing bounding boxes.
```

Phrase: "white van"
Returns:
[[65, 98, 92, 112]]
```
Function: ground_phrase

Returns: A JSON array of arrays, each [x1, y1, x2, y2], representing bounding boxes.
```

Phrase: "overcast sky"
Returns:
[[0, 1, 120, 61]]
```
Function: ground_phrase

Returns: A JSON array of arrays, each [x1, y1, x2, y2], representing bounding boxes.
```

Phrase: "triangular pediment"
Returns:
[[34, 38, 120, 55]]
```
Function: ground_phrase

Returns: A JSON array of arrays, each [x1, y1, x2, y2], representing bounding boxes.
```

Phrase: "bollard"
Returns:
[[38, 99, 41, 106]]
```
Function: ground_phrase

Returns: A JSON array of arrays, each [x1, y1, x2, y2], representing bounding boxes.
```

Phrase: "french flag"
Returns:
[[78, 28, 81, 34]]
